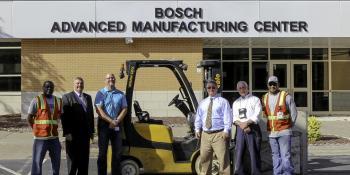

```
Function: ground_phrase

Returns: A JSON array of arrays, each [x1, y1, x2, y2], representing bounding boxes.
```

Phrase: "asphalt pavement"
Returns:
[[0, 117, 349, 175]]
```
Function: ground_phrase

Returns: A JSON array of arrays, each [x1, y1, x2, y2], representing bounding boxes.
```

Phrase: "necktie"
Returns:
[[79, 94, 87, 106], [205, 98, 213, 129]]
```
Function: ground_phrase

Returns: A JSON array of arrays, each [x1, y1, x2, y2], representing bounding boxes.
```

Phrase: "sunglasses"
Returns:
[[207, 86, 216, 90], [268, 82, 278, 86]]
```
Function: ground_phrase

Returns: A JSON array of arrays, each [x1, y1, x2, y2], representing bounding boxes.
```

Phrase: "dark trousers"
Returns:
[[234, 124, 262, 175], [98, 120, 122, 175], [31, 138, 61, 175], [66, 135, 90, 175]]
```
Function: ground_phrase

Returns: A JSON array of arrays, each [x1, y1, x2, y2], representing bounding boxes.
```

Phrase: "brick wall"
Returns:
[[21, 38, 203, 118], [21, 38, 203, 92]]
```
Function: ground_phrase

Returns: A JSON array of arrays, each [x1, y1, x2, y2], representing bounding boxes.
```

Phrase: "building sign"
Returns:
[[1, 1, 350, 38], [51, 7, 308, 34]]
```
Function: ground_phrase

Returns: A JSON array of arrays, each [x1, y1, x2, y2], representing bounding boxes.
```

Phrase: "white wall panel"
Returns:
[[339, 1, 350, 37], [0, 1, 348, 38], [12, 1, 96, 38], [0, 1, 13, 38], [259, 1, 340, 37]]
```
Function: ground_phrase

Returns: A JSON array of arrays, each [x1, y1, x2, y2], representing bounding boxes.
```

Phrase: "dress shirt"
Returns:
[[95, 87, 127, 119], [232, 94, 261, 124], [195, 95, 232, 133], [267, 91, 297, 137], [75, 91, 87, 104]]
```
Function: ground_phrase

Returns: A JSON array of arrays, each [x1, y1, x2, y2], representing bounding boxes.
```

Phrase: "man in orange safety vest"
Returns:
[[262, 76, 297, 175], [27, 81, 62, 175]]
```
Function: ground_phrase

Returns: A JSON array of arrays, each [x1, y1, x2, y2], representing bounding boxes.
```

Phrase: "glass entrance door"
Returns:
[[269, 61, 310, 111]]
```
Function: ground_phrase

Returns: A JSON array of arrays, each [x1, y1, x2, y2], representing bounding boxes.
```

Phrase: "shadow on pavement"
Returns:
[[308, 156, 350, 174]]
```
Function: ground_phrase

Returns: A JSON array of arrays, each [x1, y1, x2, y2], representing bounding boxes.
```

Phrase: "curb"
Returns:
[[316, 117, 350, 122]]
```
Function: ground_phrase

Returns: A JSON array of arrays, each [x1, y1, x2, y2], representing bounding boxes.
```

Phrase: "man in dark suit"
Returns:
[[61, 77, 95, 175]]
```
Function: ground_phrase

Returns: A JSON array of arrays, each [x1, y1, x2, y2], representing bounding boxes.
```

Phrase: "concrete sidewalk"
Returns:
[[318, 117, 350, 139], [0, 118, 349, 174]]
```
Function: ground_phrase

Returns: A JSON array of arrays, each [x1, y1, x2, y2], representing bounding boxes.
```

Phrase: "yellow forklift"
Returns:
[[117, 60, 227, 175]]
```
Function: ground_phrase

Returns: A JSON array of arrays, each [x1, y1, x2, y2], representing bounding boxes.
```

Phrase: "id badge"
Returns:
[[277, 111, 284, 119], [238, 108, 247, 119]]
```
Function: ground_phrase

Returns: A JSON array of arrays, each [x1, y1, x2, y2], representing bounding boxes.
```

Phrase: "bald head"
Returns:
[[105, 73, 116, 90]]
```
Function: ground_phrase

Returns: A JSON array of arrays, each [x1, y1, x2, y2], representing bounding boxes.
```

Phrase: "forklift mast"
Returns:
[[197, 59, 222, 98], [121, 60, 199, 146]]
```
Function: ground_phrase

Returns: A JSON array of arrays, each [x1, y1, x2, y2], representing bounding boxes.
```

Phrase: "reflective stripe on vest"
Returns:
[[278, 91, 287, 107], [36, 95, 62, 112], [34, 120, 58, 125], [267, 115, 290, 120], [33, 95, 62, 138]]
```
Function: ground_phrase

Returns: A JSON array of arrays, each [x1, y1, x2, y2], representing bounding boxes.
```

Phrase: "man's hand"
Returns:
[[239, 122, 248, 130], [195, 132, 201, 139], [109, 120, 117, 128], [243, 127, 251, 134], [65, 134, 72, 141], [27, 114, 34, 129], [90, 135, 94, 143], [222, 132, 230, 141]]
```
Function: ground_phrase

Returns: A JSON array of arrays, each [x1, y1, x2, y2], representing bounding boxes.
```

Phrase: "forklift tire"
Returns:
[[193, 155, 201, 174], [121, 159, 139, 175], [193, 155, 220, 175]]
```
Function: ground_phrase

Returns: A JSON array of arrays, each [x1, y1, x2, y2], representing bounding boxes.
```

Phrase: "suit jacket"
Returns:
[[61, 91, 94, 139]]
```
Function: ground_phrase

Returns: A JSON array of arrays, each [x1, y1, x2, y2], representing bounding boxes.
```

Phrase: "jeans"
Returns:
[[31, 138, 61, 175], [269, 135, 294, 175], [97, 120, 122, 175]]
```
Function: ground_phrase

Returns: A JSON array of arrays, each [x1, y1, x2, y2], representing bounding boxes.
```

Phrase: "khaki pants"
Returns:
[[199, 131, 230, 175]]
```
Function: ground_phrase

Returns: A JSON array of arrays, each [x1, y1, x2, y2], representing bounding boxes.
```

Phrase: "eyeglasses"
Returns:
[[106, 77, 115, 80], [268, 82, 278, 86], [207, 86, 216, 90]]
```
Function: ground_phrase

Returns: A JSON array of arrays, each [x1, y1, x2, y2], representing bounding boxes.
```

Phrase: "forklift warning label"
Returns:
[[51, 7, 308, 34]]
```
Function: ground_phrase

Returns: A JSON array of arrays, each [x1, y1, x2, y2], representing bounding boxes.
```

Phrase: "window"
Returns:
[[222, 62, 248, 90], [331, 62, 350, 90], [252, 48, 268, 60], [0, 49, 21, 74], [222, 48, 248, 60], [0, 43, 21, 92], [332, 48, 350, 60], [312, 62, 328, 90], [312, 48, 328, 60], [222, 92, 239, 106], [312, 92, 329, 111], [332, 92, 350, 111], [252, 62, 268, 90], [271, 48, 309, 60], [203, 48, 220, 60]]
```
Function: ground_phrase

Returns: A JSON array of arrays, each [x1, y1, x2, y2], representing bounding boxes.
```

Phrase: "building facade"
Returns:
[[0, 0, 350, 116]]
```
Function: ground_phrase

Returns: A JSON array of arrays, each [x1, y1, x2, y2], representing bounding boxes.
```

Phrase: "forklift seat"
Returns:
[[133, 100, 150, 122], [133, 100, 163, 124]]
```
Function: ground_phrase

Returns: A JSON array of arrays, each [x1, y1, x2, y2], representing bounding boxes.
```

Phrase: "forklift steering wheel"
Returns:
[[168, 94, 180, 106]]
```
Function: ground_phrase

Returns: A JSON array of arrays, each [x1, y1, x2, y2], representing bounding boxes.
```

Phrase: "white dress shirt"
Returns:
[[195, 95, 233, 133], [232, 94, 261, 124]]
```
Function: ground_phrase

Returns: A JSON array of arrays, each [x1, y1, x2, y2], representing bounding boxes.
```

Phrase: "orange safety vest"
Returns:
[[33, 95, 62, 138], [262, 91, 292, 132]]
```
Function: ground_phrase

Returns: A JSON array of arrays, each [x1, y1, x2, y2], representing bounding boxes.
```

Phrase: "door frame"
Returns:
[[269, 60, 311, 112]]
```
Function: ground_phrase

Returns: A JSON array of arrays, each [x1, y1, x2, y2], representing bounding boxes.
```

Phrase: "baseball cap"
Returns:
[[268, 76, 278, 83]]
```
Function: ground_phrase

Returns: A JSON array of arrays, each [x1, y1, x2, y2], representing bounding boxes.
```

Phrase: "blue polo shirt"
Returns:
[[95, 87, 127, 119]]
